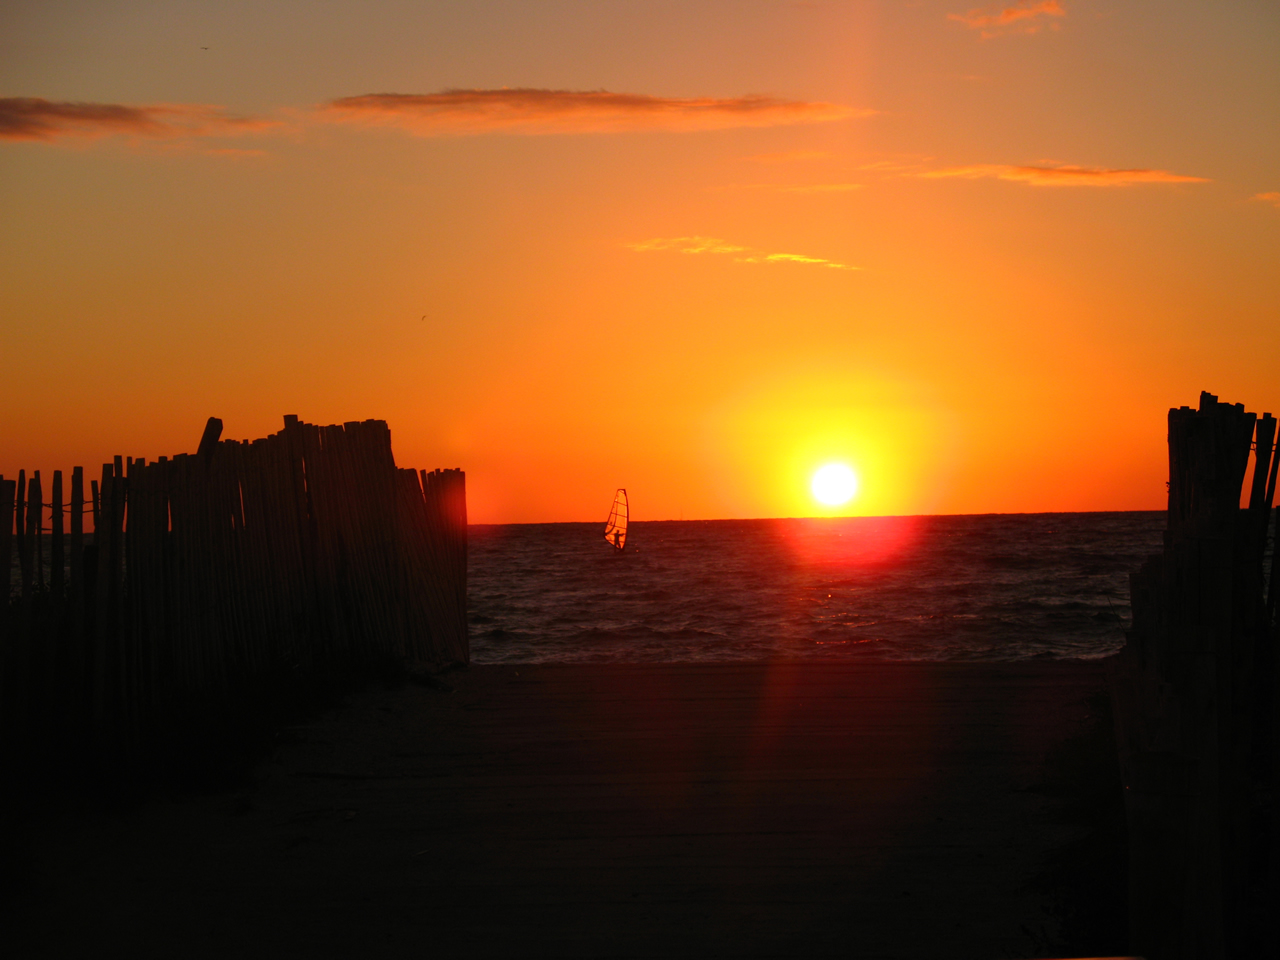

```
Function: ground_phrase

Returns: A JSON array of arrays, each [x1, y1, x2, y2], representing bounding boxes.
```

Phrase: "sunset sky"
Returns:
[[2, 0, 1277, 523]]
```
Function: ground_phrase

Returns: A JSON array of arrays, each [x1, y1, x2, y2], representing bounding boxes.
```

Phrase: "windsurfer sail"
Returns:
[[604, 488, 628, 552]]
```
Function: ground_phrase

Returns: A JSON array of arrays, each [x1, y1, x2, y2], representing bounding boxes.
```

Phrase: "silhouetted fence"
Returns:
[[1114, 391, 1279, 960], [1, 415, 466, 769]]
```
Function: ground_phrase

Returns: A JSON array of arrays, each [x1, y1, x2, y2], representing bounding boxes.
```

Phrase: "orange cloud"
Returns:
[[1252, 192, 1280, 209], [738, 253, 857, 269], [949, 0, 1065, 37], [920, 163, 1209, 187], [0, 97, 278, 142], [629, 236, 858, 270], [629, 236, 747, 254], [322, 89, 869, 136]]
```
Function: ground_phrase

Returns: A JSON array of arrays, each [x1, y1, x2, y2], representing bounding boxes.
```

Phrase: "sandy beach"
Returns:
[[7, 660, 1113, 959]]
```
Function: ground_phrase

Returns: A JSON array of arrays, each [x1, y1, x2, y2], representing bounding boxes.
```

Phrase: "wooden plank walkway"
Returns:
[[8, 661, 1107, 959]]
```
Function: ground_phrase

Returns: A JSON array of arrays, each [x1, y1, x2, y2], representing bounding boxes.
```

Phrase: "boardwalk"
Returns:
[[9, 661, 1107, 959]]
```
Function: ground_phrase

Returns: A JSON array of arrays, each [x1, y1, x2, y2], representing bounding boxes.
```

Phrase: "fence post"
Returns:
[[3, 416, 469, 777], [1116, 392, 1279, 959]]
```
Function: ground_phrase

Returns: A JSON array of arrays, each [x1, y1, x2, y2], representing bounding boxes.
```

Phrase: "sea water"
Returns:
[[467, 512, 1166, 663]]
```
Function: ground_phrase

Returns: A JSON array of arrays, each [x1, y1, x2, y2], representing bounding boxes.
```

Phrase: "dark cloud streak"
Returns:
[[0, 97, 277, 142], [322, 88, 869, 136]]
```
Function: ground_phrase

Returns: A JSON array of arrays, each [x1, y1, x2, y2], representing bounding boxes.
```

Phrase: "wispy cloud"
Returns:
[[949, 0, 1065, 38], [1252, 192, 1280, 209], [321, 89, 870, 136], [742, 149, 833, 164], [919, 163, 1209, 187], [0, 97, 278, 143], [739, 252, 853, 266], [628, 236, 858, 270], [630, 237, 749, 255]]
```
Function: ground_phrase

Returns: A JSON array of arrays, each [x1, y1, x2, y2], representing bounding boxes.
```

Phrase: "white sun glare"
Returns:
[[811, 463, 858, 507]]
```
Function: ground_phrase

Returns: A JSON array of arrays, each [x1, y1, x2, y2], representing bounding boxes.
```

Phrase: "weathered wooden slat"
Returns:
[[298, 423, 331, 663], [25, 472, 42, 598], [338, 423, 376, 658], [67, 467, 86, 742], [14, 471, 27, 596], [349, 421, 399, 660], [237, 440, 271, 685], [221, 439, 259, 692], [1262, 419, 1280, 625], [35, 472, 46, 592], [197, 417, 223, 462], [109, 456, 127, 755], [331, 424, 371, 657], [0, 478, 12, 565], [336, 422, 378, 660], [69, 468, 84, 595], [0, 478, 15, 644], [151, 457, 175, 727], [269, 435, 296, 672], [271, 428, 305, 669], [9, 470, 35, 752], [126, 459, 153, 730], [187, 444, 222, 715], [283, 417, 319, 670], [426, 467, 468, 665], [51, 471, 64, 598], [282, 423, 314, 665], [296, 424, 328, 663], [254, 434, 291, 670], [419, 468, 454, 662], [364, 421, 404, 658], [47, 470, 65, 749], [88, 463, 111, 749], [147, 457, 169, 727], [206, 440, 238, 701], [347, 423, 386, 658], [395, 467, 431, 662], [168, 454, 194, 720], [319, 422, 355, 662], [121, 456, 141, 755], [187, 444, 217, 714]]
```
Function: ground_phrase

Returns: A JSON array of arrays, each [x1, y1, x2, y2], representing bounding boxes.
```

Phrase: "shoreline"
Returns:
[[7, 660, 1124, 958]]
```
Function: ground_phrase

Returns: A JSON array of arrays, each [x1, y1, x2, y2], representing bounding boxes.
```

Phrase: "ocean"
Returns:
[[467, 512, 1166, 663]]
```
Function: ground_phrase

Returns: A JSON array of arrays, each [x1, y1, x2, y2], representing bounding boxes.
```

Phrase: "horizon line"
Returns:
[[469, 507, 1166, 526]]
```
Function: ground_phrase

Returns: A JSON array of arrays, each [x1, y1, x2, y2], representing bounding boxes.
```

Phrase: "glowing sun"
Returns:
[[811, 463, 859, 506]]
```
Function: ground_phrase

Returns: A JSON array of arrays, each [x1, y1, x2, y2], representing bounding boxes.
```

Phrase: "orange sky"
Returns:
[[2, 1, 1278, 522]]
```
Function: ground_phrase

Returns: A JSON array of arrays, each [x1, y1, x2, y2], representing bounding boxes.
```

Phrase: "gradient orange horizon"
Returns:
[[2, 1, 1277, 524]]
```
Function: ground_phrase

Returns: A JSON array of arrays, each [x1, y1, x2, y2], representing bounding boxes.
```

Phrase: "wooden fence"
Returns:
[[1, 415, 466, 769], [1113, 391, 1278, 959]]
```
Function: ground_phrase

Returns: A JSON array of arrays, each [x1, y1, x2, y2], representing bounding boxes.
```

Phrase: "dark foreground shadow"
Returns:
[[5, 661, 1127, 959]]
